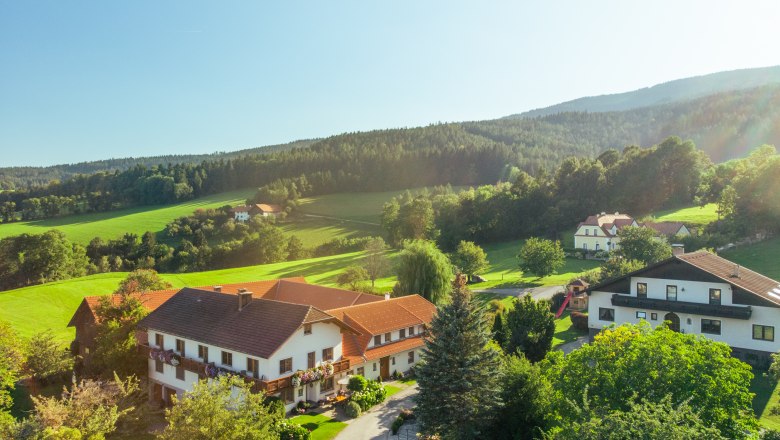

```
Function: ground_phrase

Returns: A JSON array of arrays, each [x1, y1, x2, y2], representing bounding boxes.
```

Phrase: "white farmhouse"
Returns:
[[587, 250, 780, 367], [574, 211, 690, 252]]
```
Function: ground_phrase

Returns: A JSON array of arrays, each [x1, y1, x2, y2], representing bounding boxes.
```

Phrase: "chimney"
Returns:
[[213, 285, 222, 292], [384, 293, 391, 301], [238, 291, 253, 311], [732, 264, 741, 279], [671, 244, 685, 256]]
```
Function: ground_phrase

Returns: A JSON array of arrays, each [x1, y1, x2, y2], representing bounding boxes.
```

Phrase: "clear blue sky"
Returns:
[[2, 1, 780, 166]]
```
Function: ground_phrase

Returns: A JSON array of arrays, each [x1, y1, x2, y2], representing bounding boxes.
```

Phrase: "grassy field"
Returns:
[[279, 216, 380, 248], [0, 189, 256, 245], [722, 236, 780, 280], [289, 413, 347, 440], [650, 203, 718, 226], [552, 311, 586, 348]]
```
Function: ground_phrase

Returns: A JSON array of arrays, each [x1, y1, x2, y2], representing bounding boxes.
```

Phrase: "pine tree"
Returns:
[[415, 274, 502, 439], [492, 312, 508, 348]]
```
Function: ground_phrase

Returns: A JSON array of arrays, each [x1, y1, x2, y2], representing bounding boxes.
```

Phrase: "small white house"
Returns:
[[574, 212, 690, 252], [231, 204, 283, 222], [587, 250, 780, 367]]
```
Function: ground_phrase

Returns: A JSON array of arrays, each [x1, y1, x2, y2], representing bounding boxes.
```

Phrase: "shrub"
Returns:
[[400, 408, 415, 420], [762, 429, 780, 440], [549, 291, 567, 312], [392, 415, 405, 434], [347, 375, 368, 393], [346, 401, 362, 418], [278, 420, 311, 440], [351, 380, 387, 411], [268, 399, 286, 419], [570, 311, 589, 331]]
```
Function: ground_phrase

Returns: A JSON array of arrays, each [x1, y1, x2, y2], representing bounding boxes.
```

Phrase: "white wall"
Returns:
[[367, 325, 425, 348], [351, 347, 422, 381], [574, 225, 616, 251], [588, 276, 780, 353]]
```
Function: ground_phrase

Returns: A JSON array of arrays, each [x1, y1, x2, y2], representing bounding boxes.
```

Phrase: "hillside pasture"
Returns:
[[651, 203, 718, 226], [0, 189, 256, 244]]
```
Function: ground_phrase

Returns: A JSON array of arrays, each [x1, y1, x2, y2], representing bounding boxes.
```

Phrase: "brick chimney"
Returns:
[[672, 244, 685, 256], [238, 289, 253, 311], [384, 293, 391, 301]]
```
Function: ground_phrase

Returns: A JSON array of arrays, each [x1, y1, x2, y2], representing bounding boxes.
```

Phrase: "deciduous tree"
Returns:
[[518, 238, 565, 279], [25, 331, 73, 384], [615, 226, 672, 264], [394, 240, 453, 305], [363, 237, 390, 287], [504, 295, 555, 362], [336, 266, 370, 291], [451, 240, 489, 282]]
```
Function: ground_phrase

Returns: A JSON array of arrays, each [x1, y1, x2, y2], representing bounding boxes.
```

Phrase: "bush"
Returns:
[[400, 408, 415, 420], [278, 420, 311, 440], [570, 311, 589, 331], [346, 401, 362, 418], [348, 375, 368, 393], [313, 236, 378, 257], [549, 291, 567, 312], [351, 380, 388, 411], [762, 429, 780, 440], [268, 399, 286, 419], [392, 415, 405, 434]]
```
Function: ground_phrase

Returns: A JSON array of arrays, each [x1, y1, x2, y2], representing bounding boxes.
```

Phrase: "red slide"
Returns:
[[555, 291, 573, 319]]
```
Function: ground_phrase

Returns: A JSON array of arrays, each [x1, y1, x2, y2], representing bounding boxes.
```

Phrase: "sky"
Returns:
[[2, 1, 780, 167]]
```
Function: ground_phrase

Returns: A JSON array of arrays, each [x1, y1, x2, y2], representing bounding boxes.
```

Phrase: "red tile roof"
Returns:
[[328, 295, 435, 335], [261, 280, 383, 311], [255, 204, 283, 213], [363, 336, 425, 361], [137, 288, 356, 359], [677, 251, 780, 305], [643, 221, 687, 236]]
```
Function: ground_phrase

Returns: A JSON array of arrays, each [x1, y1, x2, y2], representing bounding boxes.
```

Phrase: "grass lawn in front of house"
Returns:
[[552, 311, 587, 348], [751, 369, 780, 430], [384, 384, 403, 398], [290, 413, 348, 440]]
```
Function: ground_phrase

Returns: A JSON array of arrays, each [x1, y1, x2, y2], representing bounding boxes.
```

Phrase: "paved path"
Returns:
[[557, 335, 588, 354], [335, 385, 419, 440]]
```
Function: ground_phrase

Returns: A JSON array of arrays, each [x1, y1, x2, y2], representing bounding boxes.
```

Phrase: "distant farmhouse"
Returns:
[[574, 211, 690, 252], [230, 203, 283, 222], [587, 249, 780, 367]]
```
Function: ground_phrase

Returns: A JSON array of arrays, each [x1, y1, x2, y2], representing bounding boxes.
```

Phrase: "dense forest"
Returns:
[[3, 83, 780, 223]]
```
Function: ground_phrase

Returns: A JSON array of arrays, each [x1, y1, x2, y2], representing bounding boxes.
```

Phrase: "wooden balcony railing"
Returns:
[[138, 344, 350, 393], [611, 294, 752, 319]]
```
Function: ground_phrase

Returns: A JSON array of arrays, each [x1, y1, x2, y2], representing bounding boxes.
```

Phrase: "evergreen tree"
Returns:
[[415, 275, 502, 439], [492, 312, 508, 348]]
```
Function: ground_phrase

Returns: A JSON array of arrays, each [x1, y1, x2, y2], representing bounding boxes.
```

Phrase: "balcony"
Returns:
[[138, 344, 350, 393], [611, 294, 752, 319]]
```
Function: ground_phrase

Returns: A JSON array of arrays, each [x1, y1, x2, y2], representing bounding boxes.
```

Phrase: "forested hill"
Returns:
[[470, 83, 780, 163], [0, 139, 315, 190], [509, 65, 780, 118]]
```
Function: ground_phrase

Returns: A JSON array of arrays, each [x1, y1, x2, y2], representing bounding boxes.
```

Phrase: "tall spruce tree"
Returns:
[[415, 274, 502, 439]]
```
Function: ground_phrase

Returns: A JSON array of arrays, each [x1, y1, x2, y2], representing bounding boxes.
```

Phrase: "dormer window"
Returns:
[[374, 335, 381, 346], [384, 332, 392, 343], [400, 329, 406, 339]]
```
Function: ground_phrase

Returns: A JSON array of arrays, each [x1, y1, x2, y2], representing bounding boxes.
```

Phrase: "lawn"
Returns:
[[279, 215, 380, 248], [722, 236, 780, 281], [0, 250, 398, 342], [651, 203, 719, 226], [289, 413, 347, 440], [552, 311, 587, 348], [384, 384, 403, 398], [469, 239, 601, 289], [751, 369, 780, 430], [0, 189, 256, 244]]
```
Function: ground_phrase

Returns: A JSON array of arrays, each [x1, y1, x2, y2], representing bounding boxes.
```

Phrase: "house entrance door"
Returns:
[[380, 356, 390, 379], [664, 312, 680, 332]]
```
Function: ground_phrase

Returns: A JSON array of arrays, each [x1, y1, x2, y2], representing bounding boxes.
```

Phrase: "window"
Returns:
[[384, 332, 391, 343], [392, 357, 396, 365], [753, 325, 775, 341], [298, 388, 303, 397], [583, 243, 588, 250], [709, 288, 722, 305], [155, 359, 164, 373], [321, 377, 334, 392], [400, 329, 406, 339], [636, 311, 647, 319], [247, 358, 259, 378], [666, 285, 677, 301], [308, 352, 316, 369], [357, 367, 364, 376], [176, 365, 185, 380], [280, 357, 293, 374], [155, 333, 164, 349], [198, 345, 208, 363], [637, 283, 647, 299], [585, 229, 589, 236], [176, 339, 185, 355], [280, 388, 294, 403], [221, 351, 233, 367], [701, 319, 721, 335], [322, 347, 333, 362], [374, 335, 382, 346], [373, 363, 377, 372], [651, 313, 657, 320], [599, 307, 615, 322], [408, 326, 415, 336], [408, 351, 415, 364], [303, 323, 312, 335]]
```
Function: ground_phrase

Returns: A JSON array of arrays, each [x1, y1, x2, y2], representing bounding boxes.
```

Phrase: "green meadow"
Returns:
[[650, 203, 719, 226]]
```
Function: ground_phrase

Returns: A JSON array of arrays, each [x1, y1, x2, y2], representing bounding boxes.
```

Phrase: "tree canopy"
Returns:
[[616, 226, 672, 264], [518, 238, 565, 279], [451, 240, 489, 282], [504, 295, 555, 362], [394, 240, 453, 305]]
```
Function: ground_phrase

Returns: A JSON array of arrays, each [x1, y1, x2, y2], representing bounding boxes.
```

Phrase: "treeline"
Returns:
[[6, 83, 780, 223], [382, 137, 710, 250]]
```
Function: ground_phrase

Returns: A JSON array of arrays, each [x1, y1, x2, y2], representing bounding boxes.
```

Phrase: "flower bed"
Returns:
[[291, 361, 335, 387]]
